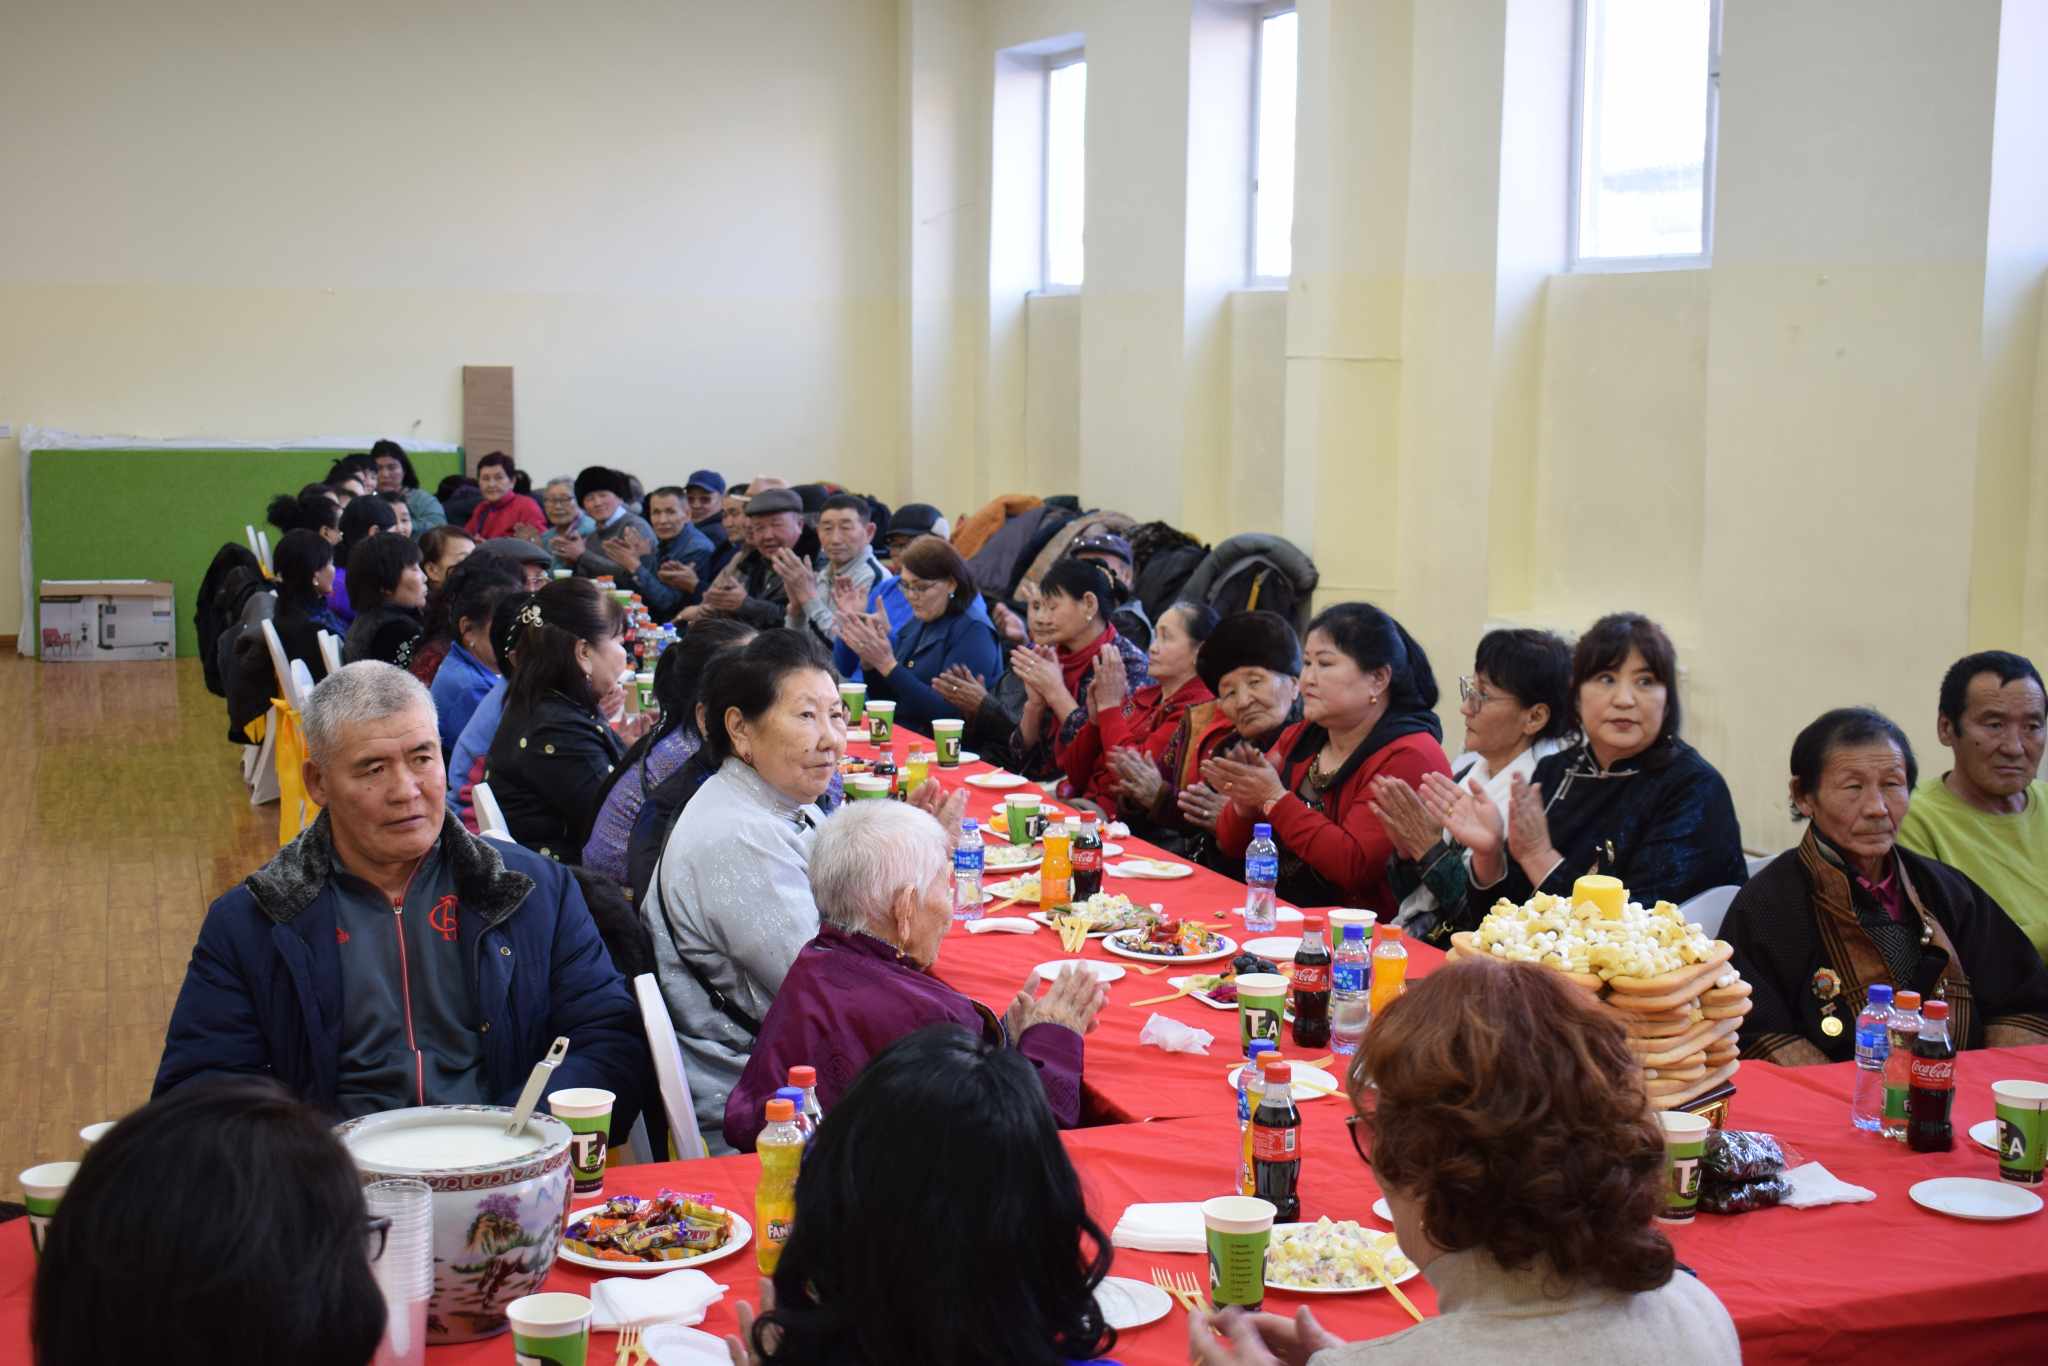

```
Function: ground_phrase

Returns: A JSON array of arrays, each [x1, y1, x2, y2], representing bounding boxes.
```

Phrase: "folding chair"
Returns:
[[472, 781, 513, 841], [317, 629, 343, 676], [1679, 884, 1743, 940], [633, 974, 708, 1161]]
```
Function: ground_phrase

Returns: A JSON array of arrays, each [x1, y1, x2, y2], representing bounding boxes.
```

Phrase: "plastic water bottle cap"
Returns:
[[961, 818, 978, 833], [1253, 823, 1273, 839], [1865, 984, 1892, 1007], [1343, 924, 1367, 942]]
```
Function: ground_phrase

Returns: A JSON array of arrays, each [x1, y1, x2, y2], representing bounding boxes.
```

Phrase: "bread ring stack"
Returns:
[[1445, 878, 1747, 1110]]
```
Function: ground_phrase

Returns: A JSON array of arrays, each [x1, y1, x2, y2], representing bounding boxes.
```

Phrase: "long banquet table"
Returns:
[[3, 736, 2045, 1362]]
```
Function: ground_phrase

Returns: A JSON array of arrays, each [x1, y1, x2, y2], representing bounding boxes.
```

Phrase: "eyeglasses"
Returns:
[[365, 1214, 392, 1263], [1345, 1113, 1371, 1168], [899, 576, 948, 598], [1457, 675, 1504, 709]]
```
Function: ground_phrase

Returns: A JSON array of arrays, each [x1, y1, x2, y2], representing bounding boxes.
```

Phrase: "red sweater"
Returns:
[[1058, 676, 1213, 814], [1215, 723, 1451, 913], [465, 493, 547, 541]]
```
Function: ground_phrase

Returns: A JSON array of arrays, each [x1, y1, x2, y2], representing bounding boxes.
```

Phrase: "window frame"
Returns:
[[1246, 1, 1298, 289], [1568, 0, 1723, 273], [1040, 47, 1087, 295]]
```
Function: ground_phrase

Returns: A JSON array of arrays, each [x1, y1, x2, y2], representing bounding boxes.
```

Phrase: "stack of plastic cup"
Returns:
[[365, 1178, 434, 1366]]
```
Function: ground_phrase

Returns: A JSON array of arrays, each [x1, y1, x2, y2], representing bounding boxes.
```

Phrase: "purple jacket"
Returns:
[[723, 924, 1084, 1151]]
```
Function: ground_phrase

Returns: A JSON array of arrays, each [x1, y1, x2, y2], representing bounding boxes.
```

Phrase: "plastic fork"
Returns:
[[614, 1324, 642, 1366], [1173, 1270, 1209, 1312], [1150, 1266, 1194, 1311]]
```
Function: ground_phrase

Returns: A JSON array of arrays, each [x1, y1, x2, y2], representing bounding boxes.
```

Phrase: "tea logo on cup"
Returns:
[[1656, 1111, 1711, 1223], [545, 1089, 615, 1198], [838, 682, 867, 726], [1235, 974, 1288, 1054], [932, 718, 964, 767], [1992, 1079, 2048, 1186], [867, 700, 897, 745], [1004, 793, 1043, 846], [1203, 1195, 1276, 1311]]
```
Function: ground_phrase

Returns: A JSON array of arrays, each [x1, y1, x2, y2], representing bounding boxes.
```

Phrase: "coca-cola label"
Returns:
[[1252, 1124, 1298, 1162], [1291, 962, 1330, 993], [1911, 1055, 1955, 1090], [1072, 848, 1102, 873]]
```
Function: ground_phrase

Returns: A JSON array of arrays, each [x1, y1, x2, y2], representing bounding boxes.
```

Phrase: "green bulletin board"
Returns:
[[27, 447, 464, 657]]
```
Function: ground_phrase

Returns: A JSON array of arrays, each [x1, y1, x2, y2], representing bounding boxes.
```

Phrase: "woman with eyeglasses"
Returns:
[[1366, 628, 1574, 943], [32, 1078, 388, 1366], [1187, 956, 1739, 1365], [835, 534, 1003, 741]]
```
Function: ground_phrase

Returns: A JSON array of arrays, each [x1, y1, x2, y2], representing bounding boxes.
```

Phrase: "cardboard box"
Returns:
[[38, 580, 175, 662]]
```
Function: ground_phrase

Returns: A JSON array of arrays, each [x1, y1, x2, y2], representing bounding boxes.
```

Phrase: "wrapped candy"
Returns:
[[1698, 1176, 1792, 1215], [1701, 1129, 1786, 1184]]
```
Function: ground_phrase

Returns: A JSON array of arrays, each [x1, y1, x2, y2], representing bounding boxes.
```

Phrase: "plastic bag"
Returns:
[[1698, 1176, 1792, 1215], [1700, 1129, 1785, 1184]]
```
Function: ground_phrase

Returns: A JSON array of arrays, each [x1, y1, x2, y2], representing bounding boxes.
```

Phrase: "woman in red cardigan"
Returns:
[[1060, 602, 1219, 817], [463, 451, 547, 541], [1209, 602, 1452, 912]]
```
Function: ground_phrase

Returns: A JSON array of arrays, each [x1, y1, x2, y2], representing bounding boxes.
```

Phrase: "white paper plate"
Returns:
[[1034, 958, 1125, 983], [1264, 1224, 1419, 1295], [1095, 1274, 1173, 1330], [1969, 1119, 2001, 1153], [987, 877, 1039, 900], [1226, 1061, 1340, 1103], [982, 847, 1045, 873], [1227, 905, 1303, 923], [1102, 929, 1238, 965], [1170, 974, 1237, 1011], [845, 727, 871, 743], [1371, 1197, 1393, 1222], [1028, 910, 1117, 938], [1108, 859, 1195, 880], [1908, 1177, 2043, 1221], [959, 750, 980, 764], [966, 771, 1030, 789], [558, 1203, 753, 1274], [1244, 936, 1302, 961]]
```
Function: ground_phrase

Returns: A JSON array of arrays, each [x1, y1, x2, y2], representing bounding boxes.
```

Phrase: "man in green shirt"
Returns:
[[1898, 650, 2048, 963]]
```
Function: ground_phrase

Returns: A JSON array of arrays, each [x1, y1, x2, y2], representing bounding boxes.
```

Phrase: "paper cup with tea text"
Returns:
[[506, 1292, 592, 1366], [19, 1161, 79, 1260], [1656, 1111, 1711, 1222], [932, 718, 964, 766], [1235, 973, 1288, 1055], [546, 1088, 615, 1197], [1993, 1079, 2048, 1185], [1004, 793, 1043, 846], [848, 775, 892, 802], [1203, 1195, 1275, 1311], [838, 681, 867, 725], [866, 699, 896, 745]]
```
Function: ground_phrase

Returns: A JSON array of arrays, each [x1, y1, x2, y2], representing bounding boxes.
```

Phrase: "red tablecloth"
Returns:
[[6, 735, 2043, 1362]]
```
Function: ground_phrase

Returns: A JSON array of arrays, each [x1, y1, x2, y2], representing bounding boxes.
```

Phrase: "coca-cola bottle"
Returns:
[[1289, 918, 1331, 1049], [1906, 999, 1955, 1153], [1071, 813, 1104, 899]]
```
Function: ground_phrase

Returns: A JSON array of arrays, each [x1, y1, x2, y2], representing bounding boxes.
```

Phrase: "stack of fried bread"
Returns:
[[1445, 874, 1748, 1110]]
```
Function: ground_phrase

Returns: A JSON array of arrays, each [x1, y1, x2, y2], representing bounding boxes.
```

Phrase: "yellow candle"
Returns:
[[1574, 874, 1626, 920]]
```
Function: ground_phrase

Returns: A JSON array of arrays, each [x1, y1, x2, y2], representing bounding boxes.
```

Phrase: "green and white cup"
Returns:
[[546, 1088, 615, 1197], [1203, 1195, 1275, 1311], [1993, 1079, 2048, 1186], [1004, 793, 1043, 846], [866, 699, 896, 745], [506, 1292, 592, 1366], [848, 775, 892, 802], [550, 568, 572, 580], [1235, 973, 1288, 1054], [1656, 1111, 1711, 1223], [839, 681, 867, 726], [634, 672, 655, 715], [933, 718, 964, 767], [20, 1161, 79, 1260]]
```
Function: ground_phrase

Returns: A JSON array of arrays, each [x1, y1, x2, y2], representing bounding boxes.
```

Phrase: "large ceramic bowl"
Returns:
[[337, 1104, 573, 1343]]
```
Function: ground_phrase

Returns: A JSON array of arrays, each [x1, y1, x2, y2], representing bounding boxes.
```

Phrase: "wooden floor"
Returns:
[[0, 654, 276, 1189]]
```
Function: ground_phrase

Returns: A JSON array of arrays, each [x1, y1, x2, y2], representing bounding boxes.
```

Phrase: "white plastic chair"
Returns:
[[255, 528, 273, 576], [633, 973, 708, 1160], [1680, 884, 1742, 940], [471, 781, 513, 841], [317, 629, 343, 676], [246, 710, 281, 807], [1745, 852, 1779, 880], [258, 619, 307, 711], [245, 524, 262, 559], [290, 658, 316, 705]]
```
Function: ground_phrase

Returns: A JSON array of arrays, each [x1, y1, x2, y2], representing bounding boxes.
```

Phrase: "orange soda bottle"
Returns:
[[1366, 924, 1407, 1017], [1039, 820, 1074, 909]]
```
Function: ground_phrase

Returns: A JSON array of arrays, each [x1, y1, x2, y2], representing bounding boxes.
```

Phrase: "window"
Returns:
[[1572, 0, 1720, 268], [1043, 54, 1087, 290], [1250, 6, 1298, 284]]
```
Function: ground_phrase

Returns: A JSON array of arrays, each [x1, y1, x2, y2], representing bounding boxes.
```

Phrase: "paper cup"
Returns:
[[506, 1292, 592, 1366], [634, 672, 655, 714], [1656, 1111, 1711, 1222], [19, 1161, 79, 1259], [865, 698, 896, 745], [77, 1122, 115, 1148], [546, 1088, 615, 1197], [1236, 974, 1288, 1054], [550, 568, 572, 580], [838, 682, 867, 725], [933, 718, 964, 767], [1328, 909, 1377, 938], [1993, 1079, 2048, 1185], [1004, 793, 1044, 846], [1203, 1195, 1275, 1311], [848, 775, 892, 802]]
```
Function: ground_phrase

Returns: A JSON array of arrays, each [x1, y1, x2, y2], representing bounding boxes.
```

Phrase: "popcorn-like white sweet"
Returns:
[[1475, 893, 1712, 979]]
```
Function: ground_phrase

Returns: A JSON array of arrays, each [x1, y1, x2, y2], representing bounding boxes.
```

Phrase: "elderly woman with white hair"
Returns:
[[720, 800, 1107, 1152]]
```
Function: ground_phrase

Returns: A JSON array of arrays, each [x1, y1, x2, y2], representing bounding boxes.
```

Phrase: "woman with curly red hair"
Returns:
[[1190, 955, 1739, 1364]]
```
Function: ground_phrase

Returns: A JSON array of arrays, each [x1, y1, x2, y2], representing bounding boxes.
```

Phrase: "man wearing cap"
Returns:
[[1073, 532, 1152, 651], [472, 537, 553, 592], [881, 503, 950, 564], [552, 466, 656, 579], [703, 486, 823, 629], [685, 470, 728, 549], [604, 485, 714, 623]]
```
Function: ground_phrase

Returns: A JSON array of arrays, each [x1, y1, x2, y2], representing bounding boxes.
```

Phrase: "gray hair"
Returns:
[[809, 801, 954, 933], [544, 476, 576, 494], [302, 661, 436, 762]]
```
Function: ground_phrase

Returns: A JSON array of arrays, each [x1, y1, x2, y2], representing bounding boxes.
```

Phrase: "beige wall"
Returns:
[[0, 0, 905, 635]]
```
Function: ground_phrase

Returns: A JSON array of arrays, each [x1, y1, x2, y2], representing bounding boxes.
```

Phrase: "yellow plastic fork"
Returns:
[[615, 1324, 643, 1366], [1174, 1270, 1209, 1312], [1150, 1266, 1195, 1311]]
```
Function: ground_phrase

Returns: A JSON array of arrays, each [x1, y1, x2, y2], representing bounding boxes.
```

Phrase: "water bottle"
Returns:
[[1849, 984, 1894, 1132], [1235, 1039, 1276, 1196], [1245, 823, 1279, 933], [1881, 990, 1923, 1141], [1330, 924, 1370, 1057], [953, 818, 985, 921]]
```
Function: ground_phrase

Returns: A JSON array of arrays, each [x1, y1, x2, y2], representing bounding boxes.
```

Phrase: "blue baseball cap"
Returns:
[[684, 469, 727, 495]]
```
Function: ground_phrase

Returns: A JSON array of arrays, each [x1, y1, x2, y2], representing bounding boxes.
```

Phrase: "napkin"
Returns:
[[1111, 1201, 1207, 1253], [644, 1323, 733, 1366], [589, 1268, 728, 1330], [964, 916, 1039, 935], [1106, 821, 1132, 837], [1139, 1012, 1213, 1055], [1779, 1161, 1876, 1209]]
